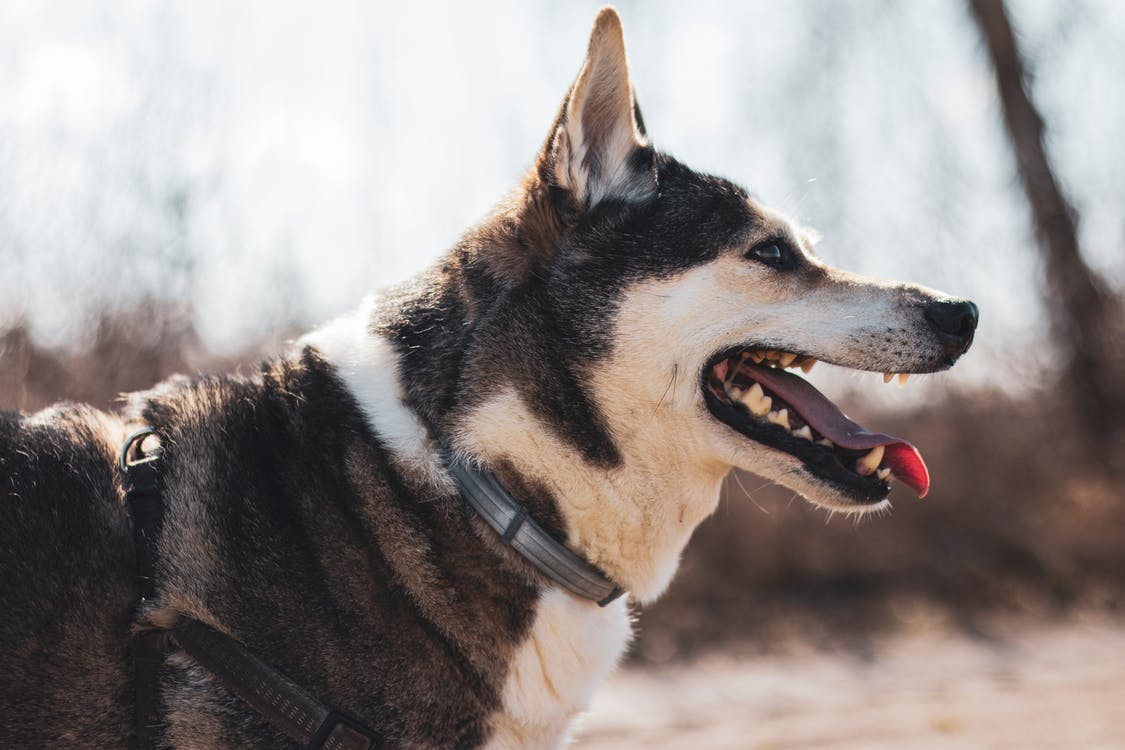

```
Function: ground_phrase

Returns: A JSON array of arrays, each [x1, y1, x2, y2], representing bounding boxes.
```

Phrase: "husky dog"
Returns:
[[0, 7, 977, 749]]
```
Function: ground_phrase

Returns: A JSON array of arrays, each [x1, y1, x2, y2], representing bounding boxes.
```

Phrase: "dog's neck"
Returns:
[[306, 296, 729, 605], [452, 387, 727, 603]]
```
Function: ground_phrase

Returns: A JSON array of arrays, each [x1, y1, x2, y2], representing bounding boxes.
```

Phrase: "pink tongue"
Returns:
[[739, 363, 930, 498]]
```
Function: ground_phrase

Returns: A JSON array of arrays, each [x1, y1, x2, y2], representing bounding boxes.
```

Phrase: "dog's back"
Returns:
[[0, 405, 135, 747]]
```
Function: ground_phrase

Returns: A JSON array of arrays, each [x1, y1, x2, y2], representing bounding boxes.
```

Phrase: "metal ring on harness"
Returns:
[[120, 427, 159, 473]]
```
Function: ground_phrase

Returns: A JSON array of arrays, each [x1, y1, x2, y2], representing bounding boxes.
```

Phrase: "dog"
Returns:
[[0, 7, 977, 749]]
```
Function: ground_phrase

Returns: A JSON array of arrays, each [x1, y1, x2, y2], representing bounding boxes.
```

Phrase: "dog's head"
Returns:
[[451, 8, 977, 516]]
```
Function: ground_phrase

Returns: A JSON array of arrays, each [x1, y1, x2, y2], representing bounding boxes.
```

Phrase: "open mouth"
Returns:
[[703, 348, 930, 505]]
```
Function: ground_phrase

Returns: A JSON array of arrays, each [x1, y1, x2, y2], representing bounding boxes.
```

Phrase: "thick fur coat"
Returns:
[[0, 8, 976, 749]]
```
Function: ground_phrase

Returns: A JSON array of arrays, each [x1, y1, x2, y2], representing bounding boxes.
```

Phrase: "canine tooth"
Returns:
[[750, 351, 765, 363], [855, 445, 885, 476], [817, 438, 834, 447], [778, 352, 798, 368], [800, 358, 817, 373], [793, 425, 813, 441], [876, 467, 892, 481], [883, 373, 895, 384], [767, 409, 790, 430], [727, 385, 744, 401], [897, 373, 910, 387]]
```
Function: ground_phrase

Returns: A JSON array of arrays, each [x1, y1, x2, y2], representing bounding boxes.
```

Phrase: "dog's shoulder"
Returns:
[[119, 346, 551, 747]]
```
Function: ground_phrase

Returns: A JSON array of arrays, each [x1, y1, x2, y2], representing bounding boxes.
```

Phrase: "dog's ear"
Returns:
[[538, 7, 655, 213]]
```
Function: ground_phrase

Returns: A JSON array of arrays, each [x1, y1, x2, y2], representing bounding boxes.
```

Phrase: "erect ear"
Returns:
[[539, 8, 655, 212]]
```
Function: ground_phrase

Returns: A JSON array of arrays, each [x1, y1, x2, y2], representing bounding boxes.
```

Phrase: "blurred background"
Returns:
[[3, 0, 1124, 747]]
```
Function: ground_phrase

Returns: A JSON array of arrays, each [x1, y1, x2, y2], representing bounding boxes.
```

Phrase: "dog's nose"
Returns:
[[924, 299, 979, 355]]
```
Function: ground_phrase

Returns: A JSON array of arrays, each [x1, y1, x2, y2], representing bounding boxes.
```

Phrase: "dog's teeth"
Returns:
[[897, 373, 910, 387], [817, 438, 834, 447], [876, 467, 892, 481], [750, 351, 765, 363], [855, 445, 885, 476], [883, 373, 895, 384], [754, 395, 773, 417], [793, 425, 813, 441], [800, 358, 817, 373], [739, 383, 772, 417], [767, 409, 790, 430], [727, 385, 744, 401], [778, 352, 797, 368]]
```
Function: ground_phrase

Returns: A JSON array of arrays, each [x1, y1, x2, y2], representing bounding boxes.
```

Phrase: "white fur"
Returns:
[[300, 298, 452, 491], [484, 589, 630, 750]]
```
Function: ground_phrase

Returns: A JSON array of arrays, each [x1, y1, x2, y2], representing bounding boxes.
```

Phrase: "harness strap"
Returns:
[[121, 429, 385, 750], [130, 629, 173, 750], [171, 619, 377, 750], [122, 428, 163, 602], [122, 429, 165, 750]]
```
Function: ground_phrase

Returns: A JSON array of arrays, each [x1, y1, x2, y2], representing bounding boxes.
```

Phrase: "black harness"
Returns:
[[120, 429, 385, 750]]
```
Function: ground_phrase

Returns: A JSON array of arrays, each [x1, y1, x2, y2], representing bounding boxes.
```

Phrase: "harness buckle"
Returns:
[[120, 427, 161, 473]]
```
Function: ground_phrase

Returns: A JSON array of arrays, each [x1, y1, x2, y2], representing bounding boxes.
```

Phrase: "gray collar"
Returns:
[[444, 455, 625, 607]]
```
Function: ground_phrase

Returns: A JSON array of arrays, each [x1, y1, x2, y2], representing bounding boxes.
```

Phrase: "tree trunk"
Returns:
[[968, 0, 1125, 458]]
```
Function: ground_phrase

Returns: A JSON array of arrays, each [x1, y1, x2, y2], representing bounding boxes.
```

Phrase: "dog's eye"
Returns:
[[747, 242, 795, 270]]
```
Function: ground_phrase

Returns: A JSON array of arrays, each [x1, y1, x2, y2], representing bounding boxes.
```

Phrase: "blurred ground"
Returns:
[[579, 615, 1125, 749]]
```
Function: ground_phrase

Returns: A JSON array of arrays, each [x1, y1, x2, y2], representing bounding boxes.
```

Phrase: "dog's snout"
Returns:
[[924, 299, 978, 355]]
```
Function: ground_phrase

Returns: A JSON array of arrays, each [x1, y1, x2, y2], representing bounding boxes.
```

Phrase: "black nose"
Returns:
[[924, 299, 979, 355]]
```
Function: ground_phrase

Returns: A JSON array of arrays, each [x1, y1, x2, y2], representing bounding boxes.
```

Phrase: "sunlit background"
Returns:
[[3, 1, 1124, 748], [3, 1, 1123, 365]]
